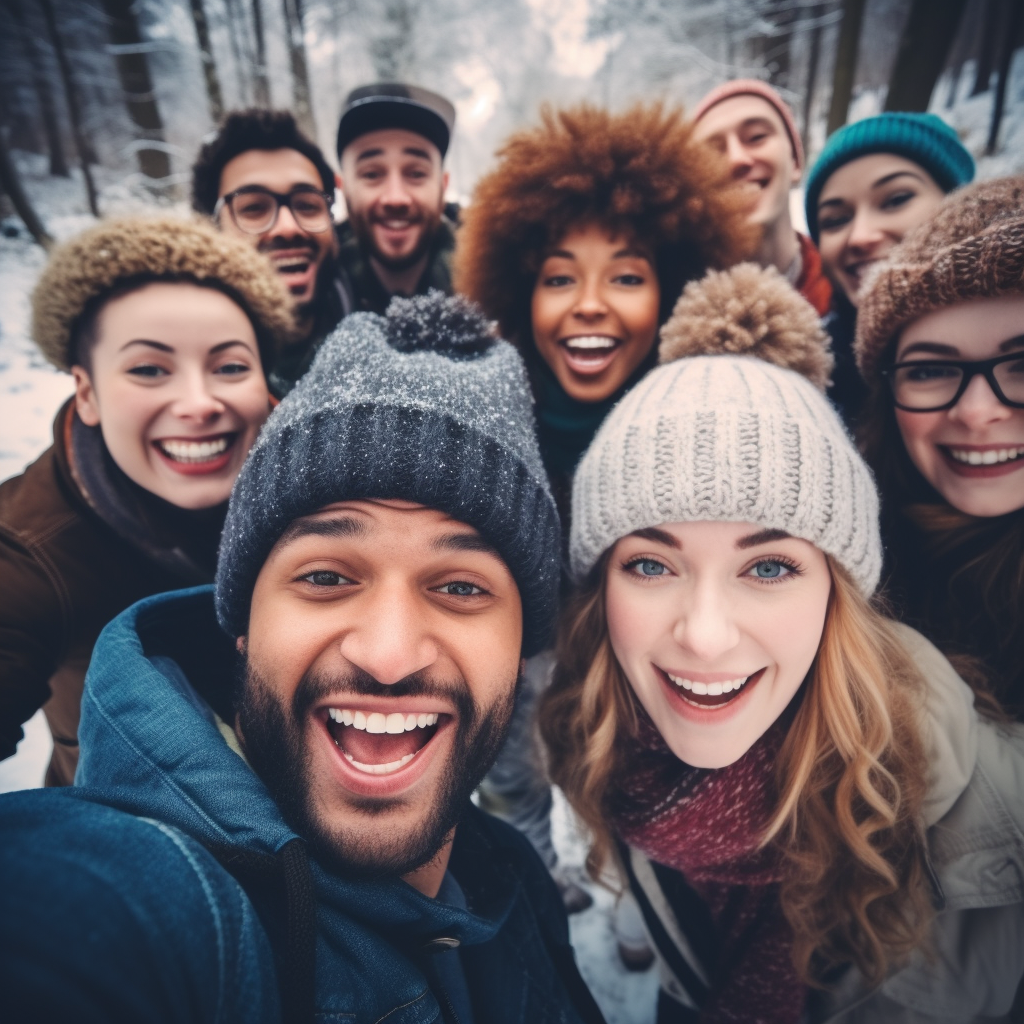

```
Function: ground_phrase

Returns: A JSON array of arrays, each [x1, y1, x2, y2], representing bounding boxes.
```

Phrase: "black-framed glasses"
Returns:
[[883, 348, 1024, 412], [214, 185, 333, 235]]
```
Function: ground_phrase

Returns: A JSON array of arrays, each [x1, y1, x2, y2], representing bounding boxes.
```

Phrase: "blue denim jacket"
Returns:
[[75, 586, 603, 1024]]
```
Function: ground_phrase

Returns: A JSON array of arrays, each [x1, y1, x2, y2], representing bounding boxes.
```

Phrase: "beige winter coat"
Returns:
[[627, 625, 1024, 1023]]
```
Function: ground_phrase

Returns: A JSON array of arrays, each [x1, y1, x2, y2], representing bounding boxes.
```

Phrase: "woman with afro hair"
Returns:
[[454, 102, 755, 942], [455, 103, 753, 502]]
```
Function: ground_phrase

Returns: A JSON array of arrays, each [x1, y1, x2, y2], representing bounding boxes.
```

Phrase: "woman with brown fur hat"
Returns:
[[0, 216, 294, 785], [855, 176, 1024, 720], [454, 102, 753, 932]]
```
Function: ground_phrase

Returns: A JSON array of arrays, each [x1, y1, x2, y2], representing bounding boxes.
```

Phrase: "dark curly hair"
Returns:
[[191, 109, 336, 215], [453, 103, 756, 351]]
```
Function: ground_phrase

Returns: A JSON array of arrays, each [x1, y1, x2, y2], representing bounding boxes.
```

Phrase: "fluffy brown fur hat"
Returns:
[[32, 215, 297, 372], [453, 103, 756, 352], [856, 175, 1024, 385], [660, 262, 834, 390]]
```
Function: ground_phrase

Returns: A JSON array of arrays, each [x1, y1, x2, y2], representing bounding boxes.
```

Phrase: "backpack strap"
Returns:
[[203, 838, 316, 1024]]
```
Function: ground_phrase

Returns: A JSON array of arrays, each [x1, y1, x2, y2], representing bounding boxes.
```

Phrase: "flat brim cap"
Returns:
[[337, 83, 455, 159], [855, 176, 1024, 385]]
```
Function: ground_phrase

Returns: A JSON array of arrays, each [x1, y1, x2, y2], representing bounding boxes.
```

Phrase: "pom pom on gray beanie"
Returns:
[[570, 266, 882, 595], [216, 291, 561, 656]]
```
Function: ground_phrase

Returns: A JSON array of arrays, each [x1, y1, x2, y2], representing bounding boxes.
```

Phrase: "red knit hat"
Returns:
[[691, 79, 804, 171]]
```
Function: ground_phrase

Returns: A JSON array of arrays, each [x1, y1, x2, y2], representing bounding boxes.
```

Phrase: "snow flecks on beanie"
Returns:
[[571, 265, 881, 594], [215, 291, 561, 657]]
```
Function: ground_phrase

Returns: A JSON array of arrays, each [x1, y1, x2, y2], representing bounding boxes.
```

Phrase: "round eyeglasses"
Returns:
[[883, 349, 1024, 412], [214, 185, 333, 235]]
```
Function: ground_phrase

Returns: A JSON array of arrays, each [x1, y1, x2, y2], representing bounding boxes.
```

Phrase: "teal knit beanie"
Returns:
[[805, 113, 974, 242]]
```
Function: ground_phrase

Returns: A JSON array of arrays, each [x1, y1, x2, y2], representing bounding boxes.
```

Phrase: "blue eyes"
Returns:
[[749, 560, 791, 580], [623, 556, 799, 583], [630, 559, 668, 577]]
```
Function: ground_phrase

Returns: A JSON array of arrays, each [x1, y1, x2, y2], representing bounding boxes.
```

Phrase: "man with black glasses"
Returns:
[[192, 109, 352, 396]]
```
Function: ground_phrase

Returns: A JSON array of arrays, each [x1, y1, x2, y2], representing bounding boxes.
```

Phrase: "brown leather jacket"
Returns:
[[0, 401, 223, 785]]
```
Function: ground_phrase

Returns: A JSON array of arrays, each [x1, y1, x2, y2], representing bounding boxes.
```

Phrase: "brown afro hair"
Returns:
[[660, 263, 834, 391], [453, 102, 756, 358]]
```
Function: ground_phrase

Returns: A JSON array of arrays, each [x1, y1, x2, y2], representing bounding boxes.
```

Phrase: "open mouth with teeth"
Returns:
[[324, 707, 445, 775], [944, 445, 1024, 469], [154, 434, 237, 474], [560, 335, 621, 376], [661, 668, 765, 711]]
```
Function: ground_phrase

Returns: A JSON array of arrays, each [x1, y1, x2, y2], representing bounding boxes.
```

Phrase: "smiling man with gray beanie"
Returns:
[[0, 292, 604, 1024]]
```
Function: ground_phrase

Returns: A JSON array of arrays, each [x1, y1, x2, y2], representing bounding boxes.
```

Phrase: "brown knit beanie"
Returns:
[[31, 215, 297, 372], [855, 176, 1024, 385]]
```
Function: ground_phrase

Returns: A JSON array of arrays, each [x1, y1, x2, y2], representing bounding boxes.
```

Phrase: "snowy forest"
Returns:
[[0, 0, 1023, 240]]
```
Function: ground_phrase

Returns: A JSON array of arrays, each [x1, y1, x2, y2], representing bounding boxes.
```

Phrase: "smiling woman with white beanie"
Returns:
[[541, 262, 1024, 1024]]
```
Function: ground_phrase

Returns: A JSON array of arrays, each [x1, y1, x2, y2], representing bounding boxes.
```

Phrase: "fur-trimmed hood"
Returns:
[[453, 103, 756, 355]]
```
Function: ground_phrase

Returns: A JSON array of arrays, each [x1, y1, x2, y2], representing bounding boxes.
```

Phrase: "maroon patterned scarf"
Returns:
[[609, 712, 806, 1024]]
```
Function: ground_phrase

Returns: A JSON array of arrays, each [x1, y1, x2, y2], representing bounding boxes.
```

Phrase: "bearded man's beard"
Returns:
[[348, 204, 442, 272], [235, 657, 517, 879]]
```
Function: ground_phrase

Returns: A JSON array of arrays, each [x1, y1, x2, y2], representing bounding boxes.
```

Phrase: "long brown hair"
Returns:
[[540, 554, 933, 988], [859, 383, 1024, 717]]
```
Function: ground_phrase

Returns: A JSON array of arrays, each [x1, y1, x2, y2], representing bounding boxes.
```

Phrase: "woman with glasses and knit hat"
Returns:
[[856, 176, 1024, 721], [0, 216, 294, 785], [452, 102, 753, 930], [540, 262, 1024, 1024], [803, 113, 975, 426]]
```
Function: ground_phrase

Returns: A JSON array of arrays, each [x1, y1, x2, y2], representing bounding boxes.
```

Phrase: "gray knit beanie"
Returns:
[[570, 264, 882, 595], [216, 291, 561, 656]]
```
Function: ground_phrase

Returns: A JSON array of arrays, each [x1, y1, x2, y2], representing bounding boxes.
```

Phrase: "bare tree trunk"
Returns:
[[5, 0, 70, 177], [802, 20, 823, 160], [281, 0, 315, 137], [99, 0, 172, 182], [251, 0, 270, 106], [765, 0, 796, 90], [222, 0, 251, 106], [826, 0, 867, 135], [0, 126, 53, 248], [971, 0, 1001, 96], [188, 0, 224, 123], [985, 5, 1024, 154], [39, 0, 100, 216], [884, 0, 969, 112]]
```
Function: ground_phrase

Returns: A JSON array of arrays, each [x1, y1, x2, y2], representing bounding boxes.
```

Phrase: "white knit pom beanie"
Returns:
[[570, 263, 883, 595]]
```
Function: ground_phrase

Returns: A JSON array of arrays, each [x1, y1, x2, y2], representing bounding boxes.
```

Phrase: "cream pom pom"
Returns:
[[658, 262, 833, 391]]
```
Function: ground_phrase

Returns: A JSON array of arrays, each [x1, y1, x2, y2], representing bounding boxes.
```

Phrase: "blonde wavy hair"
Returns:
[[539, 554, 934, 988]]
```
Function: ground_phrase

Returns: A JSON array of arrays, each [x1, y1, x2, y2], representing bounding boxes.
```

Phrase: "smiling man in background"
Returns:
[[691, 80, 832, 316], [335, 83, 458, 313], [0, 293, 604, 1024], [192, 109, 351, 396]]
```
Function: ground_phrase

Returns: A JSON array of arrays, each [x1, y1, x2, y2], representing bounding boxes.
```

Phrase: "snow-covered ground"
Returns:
[[2, 63, 1022, 1020]]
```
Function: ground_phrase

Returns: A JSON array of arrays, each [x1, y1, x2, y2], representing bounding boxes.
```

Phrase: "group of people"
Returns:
[[0, 74, 1022, 1024]]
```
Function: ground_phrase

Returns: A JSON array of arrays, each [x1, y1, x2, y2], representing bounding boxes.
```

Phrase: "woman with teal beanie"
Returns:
[[804, 112, 974, 425]]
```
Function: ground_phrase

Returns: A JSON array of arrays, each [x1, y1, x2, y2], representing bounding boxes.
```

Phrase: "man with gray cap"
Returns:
[[0, 293, 604, 1024], [336, 84, 459, 314]]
